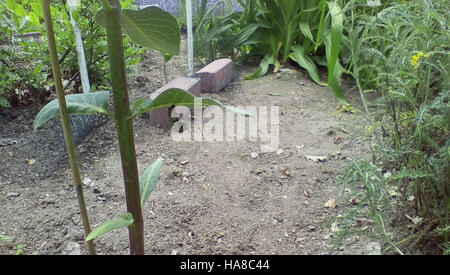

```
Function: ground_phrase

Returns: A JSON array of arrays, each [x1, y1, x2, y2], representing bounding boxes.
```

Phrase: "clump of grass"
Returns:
[[333, 160, 404, 254]]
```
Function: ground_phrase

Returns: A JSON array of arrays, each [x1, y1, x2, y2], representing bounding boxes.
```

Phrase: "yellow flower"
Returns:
[[410, 51, 431, 70]]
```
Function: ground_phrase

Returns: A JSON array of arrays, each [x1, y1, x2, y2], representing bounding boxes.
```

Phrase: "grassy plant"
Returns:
[[189, 0, 348, 101], [337, 0, 449, 254], [0, 233, 12, 244], [15, 244, 25, 255], [235, 0, 348, 102], [193, 0, 236, 62], [334, 160, 405, 254]]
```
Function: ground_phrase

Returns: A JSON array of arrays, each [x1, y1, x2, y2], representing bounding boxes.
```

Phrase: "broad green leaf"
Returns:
[[5, 0, 14, 10], [245, 54, 280, 80], [30, 2, 43, 18], [14, 4, 26, 18], [315, 0, 328, 51], [131, 97, 147, 114], [325, 1, 346, 103], [290, 45, 326, 86], [0, 96, 10, 108], [29, 12, 40, 26], [139, 158, 163, 206], [85, 213, 134, 242], [299, 22, 315, 44], [130, 88, 251, 119], [96, 7, 180, 56], [231, 23, 266, 48], [34, 91, 113, 131]]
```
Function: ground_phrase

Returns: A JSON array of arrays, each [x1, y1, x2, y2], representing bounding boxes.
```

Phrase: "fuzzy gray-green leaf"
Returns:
[[130, 88, 251, 119], [85, 213, 134, 242], [139, 158, 163, 206], [33, 91, 112, 131]]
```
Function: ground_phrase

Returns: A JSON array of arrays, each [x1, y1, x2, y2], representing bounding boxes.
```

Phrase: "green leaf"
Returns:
[[163, 52, 174, 63], [299, 22, 315, 44], [34, 91, 113, 131], [14, 4, 26, 18], [85, 213, 134, 242], [140, 158, 163, 206], [96, 7, 180, 56], [28, 12, 40, 26], [0, 96, 10, 108], [130, 88, 251, 119], [30, 2, 43, 18], [245, 54, 280, 80], [290, 45, 326, 86], [6, 0, 15, 11], [325, 1, 346, 103]]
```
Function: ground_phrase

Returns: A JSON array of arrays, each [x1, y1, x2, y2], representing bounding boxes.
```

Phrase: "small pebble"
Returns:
[[7, 192, 20, 198], [181, 171, 190, 177]]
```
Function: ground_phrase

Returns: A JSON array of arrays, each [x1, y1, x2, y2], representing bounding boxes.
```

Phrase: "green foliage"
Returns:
[[193, 0, 237, 62], [130, 88, 252, 119], [85, 213, 134, 242], [192, 0, 347, 102], [60, 0, 144, 91], [335, 160, 403, 254], [0, 0, 144, 107], [96, 6, 180, 56], [441, 225, 450, 255], [33, 91, 112, 131], [33, 87, 250, 132], [0, 0, 49, 106], [444, 242, 450, 255], [0, 233, 12, 244], [338, 0, 449, 253], [140, 158, 163, 206], [15, 244, 25, 255], [0, 96, 11, 108], [33, 1, 249, 252]]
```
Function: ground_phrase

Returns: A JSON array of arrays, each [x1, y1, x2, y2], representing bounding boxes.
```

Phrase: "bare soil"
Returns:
[[0, 44, 379, 255]]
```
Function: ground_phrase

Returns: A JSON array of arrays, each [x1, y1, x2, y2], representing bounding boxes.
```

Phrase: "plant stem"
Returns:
[[41, 0, 96, 255], [102, 0, 144, 255], [162, 54, 167, 84]]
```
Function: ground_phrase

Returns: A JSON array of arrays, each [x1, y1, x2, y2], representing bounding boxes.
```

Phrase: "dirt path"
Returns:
[[0, 47, 375, 255]]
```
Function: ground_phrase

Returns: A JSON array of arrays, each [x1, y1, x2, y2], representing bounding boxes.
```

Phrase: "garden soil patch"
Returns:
[[1, 42, 379, 255]]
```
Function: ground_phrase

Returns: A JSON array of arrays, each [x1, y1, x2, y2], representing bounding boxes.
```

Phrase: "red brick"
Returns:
[[195, 58, 233, 93], [148, 77, 201, 129]]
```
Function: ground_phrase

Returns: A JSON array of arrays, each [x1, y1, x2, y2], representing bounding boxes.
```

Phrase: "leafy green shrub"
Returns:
[[0, 0, 49, 106], [0, 0, 144, 107], [64, 0, 144, 91], [0, 41, 49, 106]]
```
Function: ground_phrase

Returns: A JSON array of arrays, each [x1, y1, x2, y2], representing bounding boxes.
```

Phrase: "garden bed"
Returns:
[[1, 42, 380, 255]]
